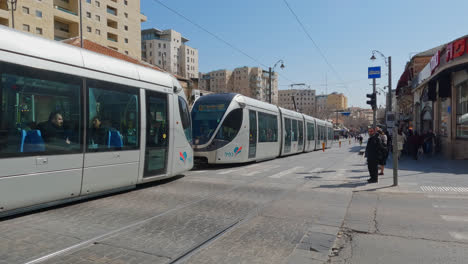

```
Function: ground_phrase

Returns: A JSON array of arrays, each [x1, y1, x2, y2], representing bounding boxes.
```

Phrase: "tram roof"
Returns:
[[0, 26, 174, 88]]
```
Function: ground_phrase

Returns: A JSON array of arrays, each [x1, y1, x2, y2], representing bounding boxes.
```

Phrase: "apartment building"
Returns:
[[327, 92, 348, 110], [278, 89, 316, 115], [0, 0, 147, 59], [199, 66, 278, 104], [141, 28, 199, 79]]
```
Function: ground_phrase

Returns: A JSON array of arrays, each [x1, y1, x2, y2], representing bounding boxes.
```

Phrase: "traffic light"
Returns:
[[366, 93, 376, 109]]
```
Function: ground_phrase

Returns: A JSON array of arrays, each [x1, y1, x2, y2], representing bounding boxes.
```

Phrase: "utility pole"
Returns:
[[79, 0, 83, 48], [269, 67, 272, 103], [372, 78, 376, 128], [388, 56, 392, 111], [8, 0, 17, 29], [393, 103, 398, 186]]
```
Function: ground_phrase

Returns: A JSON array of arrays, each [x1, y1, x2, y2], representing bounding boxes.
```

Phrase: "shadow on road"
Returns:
[[314, 181, 368, 189]]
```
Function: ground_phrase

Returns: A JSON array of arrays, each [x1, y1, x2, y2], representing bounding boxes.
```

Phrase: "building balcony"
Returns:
[[0, 17, 8, 27], [107, 6, 117, 16], [140, 12, 147, 22], [107, 32, 118, 42], [107, 19, 118, 29], [0, 8, 8, 20], [54, 18, 78, 40]]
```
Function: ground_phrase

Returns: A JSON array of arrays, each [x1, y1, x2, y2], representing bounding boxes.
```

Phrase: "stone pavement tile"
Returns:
[[184, 216, 307, 264], [0, 227, 80, 264], [342, 192, 379, 233], [335, 233, 468, 264], [41, 243, 170, 264]]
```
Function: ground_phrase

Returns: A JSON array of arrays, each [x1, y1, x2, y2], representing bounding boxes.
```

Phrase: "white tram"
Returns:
[[0, 27, 193, 217], [191, 93, 333, 164]]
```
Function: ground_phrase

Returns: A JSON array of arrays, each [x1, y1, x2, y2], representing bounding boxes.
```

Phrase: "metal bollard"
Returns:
[[322, 142, 325, 152], [339, 141, 341, 148]]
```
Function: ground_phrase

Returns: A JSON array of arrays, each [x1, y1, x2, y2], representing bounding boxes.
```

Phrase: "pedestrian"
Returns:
[[378, 130, 388, 175], [424, 129, 435, 155], [365, 128, 386, 183], [397, 129, 405, 160]]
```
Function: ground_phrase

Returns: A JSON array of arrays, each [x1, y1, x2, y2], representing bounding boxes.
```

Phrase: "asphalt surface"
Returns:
[[0, 141, 363, 264]]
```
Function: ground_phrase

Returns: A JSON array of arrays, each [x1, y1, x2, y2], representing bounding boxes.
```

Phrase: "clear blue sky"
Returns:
[[141, 0, 468, 108]]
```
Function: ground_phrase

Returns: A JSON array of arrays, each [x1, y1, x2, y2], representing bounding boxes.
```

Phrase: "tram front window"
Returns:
[[192, 94, 236, 145], [215, 108, 243, 142]]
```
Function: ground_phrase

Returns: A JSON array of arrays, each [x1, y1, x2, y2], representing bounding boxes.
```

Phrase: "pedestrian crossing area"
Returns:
[[427, 194, 468, 242], [421, 186, 468, 193]]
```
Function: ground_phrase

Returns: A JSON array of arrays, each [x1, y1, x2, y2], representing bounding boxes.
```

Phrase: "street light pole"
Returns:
[[7, 0, 17, 29], [268, 60, 285, 104]]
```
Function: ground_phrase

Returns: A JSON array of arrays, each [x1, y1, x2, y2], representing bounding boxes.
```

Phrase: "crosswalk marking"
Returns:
[[421, 186, 468, 192], [440, 215, 468, 222], [427, 195, 468, 199], [433, 204, 468, 209], [449, 232, 468, 241], [217, 169, 235, 175], [269, 166, 304, 179], [243, 165, 280, 176], [309, 167, 324, 173]]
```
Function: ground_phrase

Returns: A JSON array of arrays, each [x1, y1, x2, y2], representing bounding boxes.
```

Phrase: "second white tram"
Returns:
[[191, 94, 333, 164], [0, 27, 193, 217]]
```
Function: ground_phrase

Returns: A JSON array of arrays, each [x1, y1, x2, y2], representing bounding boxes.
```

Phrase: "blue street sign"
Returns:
[[340, 112, 351, 116], [368, 66, 381, 79]]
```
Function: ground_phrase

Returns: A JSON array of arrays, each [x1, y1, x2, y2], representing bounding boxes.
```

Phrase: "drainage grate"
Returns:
[[421, 186, 468, 192]]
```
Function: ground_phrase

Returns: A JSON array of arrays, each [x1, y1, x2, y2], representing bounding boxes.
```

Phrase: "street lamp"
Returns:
[[268, 60, 285, 104], [6, 0, 17, 29], [370, 50, 392, 112]]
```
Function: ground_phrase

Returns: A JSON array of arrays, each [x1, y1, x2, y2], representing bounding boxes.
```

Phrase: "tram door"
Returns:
[[248, 110, 257, 158], [144, 91, 169, 177]]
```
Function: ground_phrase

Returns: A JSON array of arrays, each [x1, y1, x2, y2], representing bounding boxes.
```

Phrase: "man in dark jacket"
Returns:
[[365, 127, 385, 183]]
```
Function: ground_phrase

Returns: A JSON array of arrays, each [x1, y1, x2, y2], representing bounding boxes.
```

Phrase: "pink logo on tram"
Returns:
[[234, 146, 242, 156], [179, 151, 187, 163]]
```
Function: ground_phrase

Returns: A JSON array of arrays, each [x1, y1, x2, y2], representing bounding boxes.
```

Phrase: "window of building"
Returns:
[[124, 12, 128, 18], [124, 25, 128, 31], [95, 1, 100, 7], [456, 80, 468, 138], [158, 60, 161, 65], [36, 27, 42, 35], [86, 12, 91, 18], [35, 10, 42, 18], [87, 80, 139, 152], [149, 43, 152, 48], [125, 38, 128, 43], [0, 61, 83, 157], [22, 6, 29, 14], [124, 0, 128, 5], [163, 43, 166, 48], [158, 51, 161, 56], [86, 0, 91, 3], [125, 51, 128, 55], [23, 24, 30, 32], [149, 52, 152, 56], [95, 15, 100, 21], [95, 29, 100, 35], [87, 26, 91, 32]]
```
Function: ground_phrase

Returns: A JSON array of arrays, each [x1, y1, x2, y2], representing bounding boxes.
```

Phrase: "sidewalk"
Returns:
[[328, 152, 468, 264]]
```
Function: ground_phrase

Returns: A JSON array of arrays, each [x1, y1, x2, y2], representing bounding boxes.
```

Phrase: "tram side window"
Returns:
[[87, 80, 139, 151], [215, 108, 243, 142], [298, 121, 304, 143], [258, 112, 278, 142], [0, 62, 82, 157], [307, 122, 314, 141], [178, 96, 192, 142], [292, 119, 298, 141]]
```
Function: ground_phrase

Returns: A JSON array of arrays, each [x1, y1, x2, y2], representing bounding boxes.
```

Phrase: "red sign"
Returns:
[[430, 50, 440, 74], [453, 38, 466, 59]]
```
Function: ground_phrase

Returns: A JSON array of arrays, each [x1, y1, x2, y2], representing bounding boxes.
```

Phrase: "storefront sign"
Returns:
[[430, 50, 440, 74], [432, 37, 468, 75]]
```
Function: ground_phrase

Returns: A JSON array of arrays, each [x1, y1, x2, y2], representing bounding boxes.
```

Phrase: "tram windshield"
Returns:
[[191, 93, 236, 145]]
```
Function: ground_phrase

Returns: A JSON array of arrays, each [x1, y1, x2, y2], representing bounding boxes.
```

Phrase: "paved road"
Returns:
[[0, 141, 364, 264]]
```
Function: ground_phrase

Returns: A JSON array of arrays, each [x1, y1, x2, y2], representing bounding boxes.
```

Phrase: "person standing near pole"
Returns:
[[365, 127, 385, 183]]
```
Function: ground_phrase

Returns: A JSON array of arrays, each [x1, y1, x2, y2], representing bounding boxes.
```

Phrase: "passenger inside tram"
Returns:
[[38, 111, 71, 148]]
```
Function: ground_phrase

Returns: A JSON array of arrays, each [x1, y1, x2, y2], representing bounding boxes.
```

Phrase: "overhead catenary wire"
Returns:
[[282, 0, 367, 95], [151, 0, 297, 85]]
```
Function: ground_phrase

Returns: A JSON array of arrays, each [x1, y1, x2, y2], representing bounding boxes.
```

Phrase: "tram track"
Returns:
[[22, 149, 350, 264]]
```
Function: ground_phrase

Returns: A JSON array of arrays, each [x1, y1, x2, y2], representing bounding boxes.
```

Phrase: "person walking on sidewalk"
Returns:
[[365, 128, 386, 183]]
